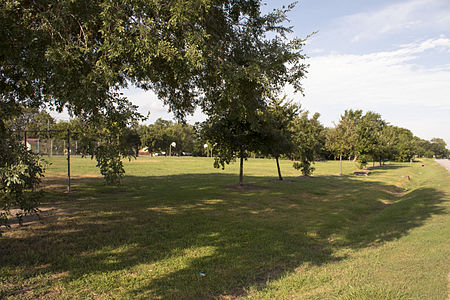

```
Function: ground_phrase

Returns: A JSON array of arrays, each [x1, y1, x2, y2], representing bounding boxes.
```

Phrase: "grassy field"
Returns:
[[1, 157, 449, 299]]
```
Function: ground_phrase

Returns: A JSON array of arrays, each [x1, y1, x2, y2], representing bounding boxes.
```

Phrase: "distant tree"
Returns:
[[139, 119, 196, 156], [394, 127, 415, 162], [167, 123, 195, 155], [5, 107, 56, 137], [140, 119, 173, 155], [258, 98, 300, 180], [355, 111, 386, 168], [291, 112, 325, 176], [413, 137, 428, 158], [25, 112, 55, 137], [430, 138, 448, 158], [5, 107, 39, 132], [191, 123, 208, 157], [377, 125, 396, 162], [326, 111, 359, 175], [120, 128, 141, 157], [376, 126, 416, 163], [201, 113, 261, 186]]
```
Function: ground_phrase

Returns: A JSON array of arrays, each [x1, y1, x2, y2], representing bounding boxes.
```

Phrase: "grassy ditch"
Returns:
[[1, 157, 449, 299]]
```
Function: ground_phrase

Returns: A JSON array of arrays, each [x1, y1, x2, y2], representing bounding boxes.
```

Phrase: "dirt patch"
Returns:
[[40, 174, 102, 192], [267, 179, 296, 183], [5, 205, 69, 229], [296, 175, 317, 179], [224, 184, 269, 191], [354, 170, 371, 176], [43, 173, 101, 183], [366, 165, 386, 170]]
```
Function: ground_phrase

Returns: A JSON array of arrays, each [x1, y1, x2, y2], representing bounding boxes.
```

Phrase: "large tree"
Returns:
[[1, 1, 306, 120], [199, 2, 308, 184], [3, 1, 304, 227]]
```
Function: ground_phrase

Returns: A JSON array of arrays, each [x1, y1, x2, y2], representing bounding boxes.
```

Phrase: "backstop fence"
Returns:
[[13, 129, 74, 192]]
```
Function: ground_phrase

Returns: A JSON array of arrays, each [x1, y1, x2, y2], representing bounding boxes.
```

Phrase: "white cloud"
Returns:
[[297, 38, 450, 144], [122, 88, 207, 124], [122, 89, 164, 117], [336, 0, 450, 43]]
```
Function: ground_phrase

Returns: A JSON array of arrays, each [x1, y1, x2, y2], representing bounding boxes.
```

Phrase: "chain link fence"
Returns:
[[13, 130, 78, 192], [23, 138, 84, 156]]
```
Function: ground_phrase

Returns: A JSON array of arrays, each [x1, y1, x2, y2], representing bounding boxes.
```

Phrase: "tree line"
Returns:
[[16, 106, 450, 182]]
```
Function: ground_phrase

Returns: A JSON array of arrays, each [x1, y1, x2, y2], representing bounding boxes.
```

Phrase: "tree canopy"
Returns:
[[1, 0, 306, 122], [258, 98, 300, 180], [326, 110, 359, 175], [291, 112, 325, 176], [139, 119, 196, 155], [1, 1, 308, 226]]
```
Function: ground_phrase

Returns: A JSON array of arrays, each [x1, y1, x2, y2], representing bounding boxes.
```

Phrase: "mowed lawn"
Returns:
[[1, 157, 449, 299]]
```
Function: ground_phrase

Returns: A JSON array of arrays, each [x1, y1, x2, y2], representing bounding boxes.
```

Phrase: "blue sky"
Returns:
[[287, 0, 450, 146], [55, 0, 450, 146]]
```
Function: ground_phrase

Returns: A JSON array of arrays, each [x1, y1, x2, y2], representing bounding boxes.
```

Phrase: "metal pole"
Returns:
[[37, 138, 40, 154], [67, 129, 71, 193], [48, 120, 50, 157]]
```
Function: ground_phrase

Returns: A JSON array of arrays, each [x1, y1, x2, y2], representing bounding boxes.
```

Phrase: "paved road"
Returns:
[[435, 159, 450, 172]]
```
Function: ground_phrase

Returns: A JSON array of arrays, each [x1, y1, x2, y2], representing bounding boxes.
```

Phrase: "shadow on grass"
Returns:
[[366, 163, 407, 170], [0, 172, 446, 299]]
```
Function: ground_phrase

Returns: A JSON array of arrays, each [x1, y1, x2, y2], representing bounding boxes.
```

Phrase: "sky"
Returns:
[[53, 0, 450, 146], [286, 0, 450, 146]]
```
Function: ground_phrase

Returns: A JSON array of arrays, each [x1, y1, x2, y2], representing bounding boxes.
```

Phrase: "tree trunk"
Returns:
[[339, 153, 343, 176], [276, 157, 283, 180], [353, 154, 358, 162], [239, 155, 244, 186]]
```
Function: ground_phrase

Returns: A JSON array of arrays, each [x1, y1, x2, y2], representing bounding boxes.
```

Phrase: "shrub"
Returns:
[[356, 155, 369, 169], [1, 139, 46, 233], [293, 161, 315, 176]]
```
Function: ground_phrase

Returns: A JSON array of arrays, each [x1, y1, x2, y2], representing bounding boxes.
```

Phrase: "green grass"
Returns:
[[1, 157, 449, 299]]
